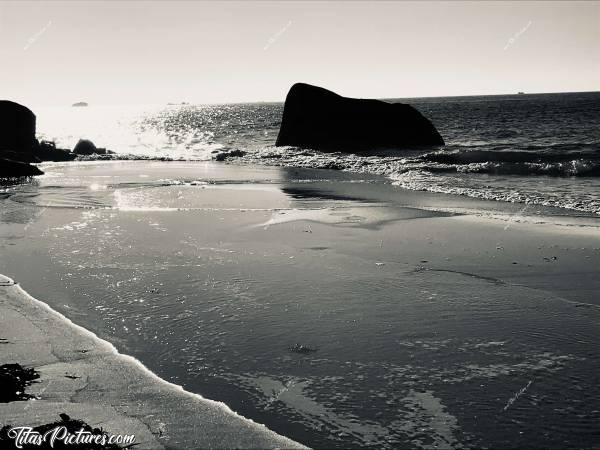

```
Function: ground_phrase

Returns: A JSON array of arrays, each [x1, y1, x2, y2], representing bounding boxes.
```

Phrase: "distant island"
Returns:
[[72, 102, 88, 107]]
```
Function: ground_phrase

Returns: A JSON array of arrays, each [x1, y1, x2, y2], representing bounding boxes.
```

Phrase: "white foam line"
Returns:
[[4, 277, 307, 449], [115, 207, 284, 212]]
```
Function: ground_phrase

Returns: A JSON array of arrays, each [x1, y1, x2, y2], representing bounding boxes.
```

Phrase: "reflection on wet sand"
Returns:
[[1, 161, 600, 449]]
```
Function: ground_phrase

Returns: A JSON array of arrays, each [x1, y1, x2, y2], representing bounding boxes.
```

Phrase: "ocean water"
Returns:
[[35, 91, 600, 216]]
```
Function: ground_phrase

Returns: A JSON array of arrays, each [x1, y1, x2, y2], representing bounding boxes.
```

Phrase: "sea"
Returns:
[[35, 91, 600, 216], [1, 92, 600, 449]]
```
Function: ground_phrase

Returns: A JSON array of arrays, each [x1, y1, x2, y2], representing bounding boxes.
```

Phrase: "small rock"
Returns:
[[73, 139, 97, 155], [289, 343, 317, 354], [215, 149, 247, 161]]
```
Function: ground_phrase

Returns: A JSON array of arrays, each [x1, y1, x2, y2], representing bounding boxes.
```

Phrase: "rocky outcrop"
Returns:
[[0, 102, 117, 177], [72, 139, 112, 156], [0, 101, 37, 153], [0, 159, 44, 177], [214, 149, 247, 161], [73, 139, 97, 155], [275, 83, 444, 152], [0, 101, 44, 176], [37, 140, 76, 161], [0, 101, 77, 176]]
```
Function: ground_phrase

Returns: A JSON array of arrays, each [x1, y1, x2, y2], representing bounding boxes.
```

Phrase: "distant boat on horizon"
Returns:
[[517, 92, 525, 95], [72, 101, 88, 107]]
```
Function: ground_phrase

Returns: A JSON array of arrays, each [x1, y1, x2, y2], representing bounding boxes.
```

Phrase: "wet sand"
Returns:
[[1, 161, 600, 448], [0, 275, 305, 449]]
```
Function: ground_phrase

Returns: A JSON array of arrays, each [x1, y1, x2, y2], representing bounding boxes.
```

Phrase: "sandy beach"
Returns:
[[1, 160, 599, 448]]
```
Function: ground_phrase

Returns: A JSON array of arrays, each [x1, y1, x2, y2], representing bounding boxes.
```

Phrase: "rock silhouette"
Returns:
[[73, 139, 97, 155], [276, 83, 444, 152], [0, 101, 77, 176], [0, 158, 44, 177], [0, 101, 45, 176], [38, 140, 76, 161], [0, 100, 37, 153]]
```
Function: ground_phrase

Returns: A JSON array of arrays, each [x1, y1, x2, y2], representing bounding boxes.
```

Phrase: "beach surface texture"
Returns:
[[0, 274, 305, 449], [1, 160, 600, 448]]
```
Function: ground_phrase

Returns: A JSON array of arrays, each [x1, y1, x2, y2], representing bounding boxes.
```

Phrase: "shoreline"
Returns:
[[0, 275, 305, 449], [31, 158, 600, 226]]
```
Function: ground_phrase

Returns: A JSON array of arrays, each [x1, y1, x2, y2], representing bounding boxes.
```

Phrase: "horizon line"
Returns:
[[11, 89, 600, 109]]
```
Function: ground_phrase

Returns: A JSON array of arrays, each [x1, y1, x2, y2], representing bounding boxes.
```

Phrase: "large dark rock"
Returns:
[[73, 139, 97, 155], [275, 83, 444, 152], [0, 100, 37, 153], [0, 159, 44, 177], [0, 101, 43, 175], [0, 101, 73, 175]]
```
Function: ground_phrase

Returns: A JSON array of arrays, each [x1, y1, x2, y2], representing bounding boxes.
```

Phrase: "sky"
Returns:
[[0, 1, 598, 106]]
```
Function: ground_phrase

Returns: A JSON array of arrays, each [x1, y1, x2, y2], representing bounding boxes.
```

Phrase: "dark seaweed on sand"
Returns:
[[0, 363, 39, 402], [0, 413, 134, 449]]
